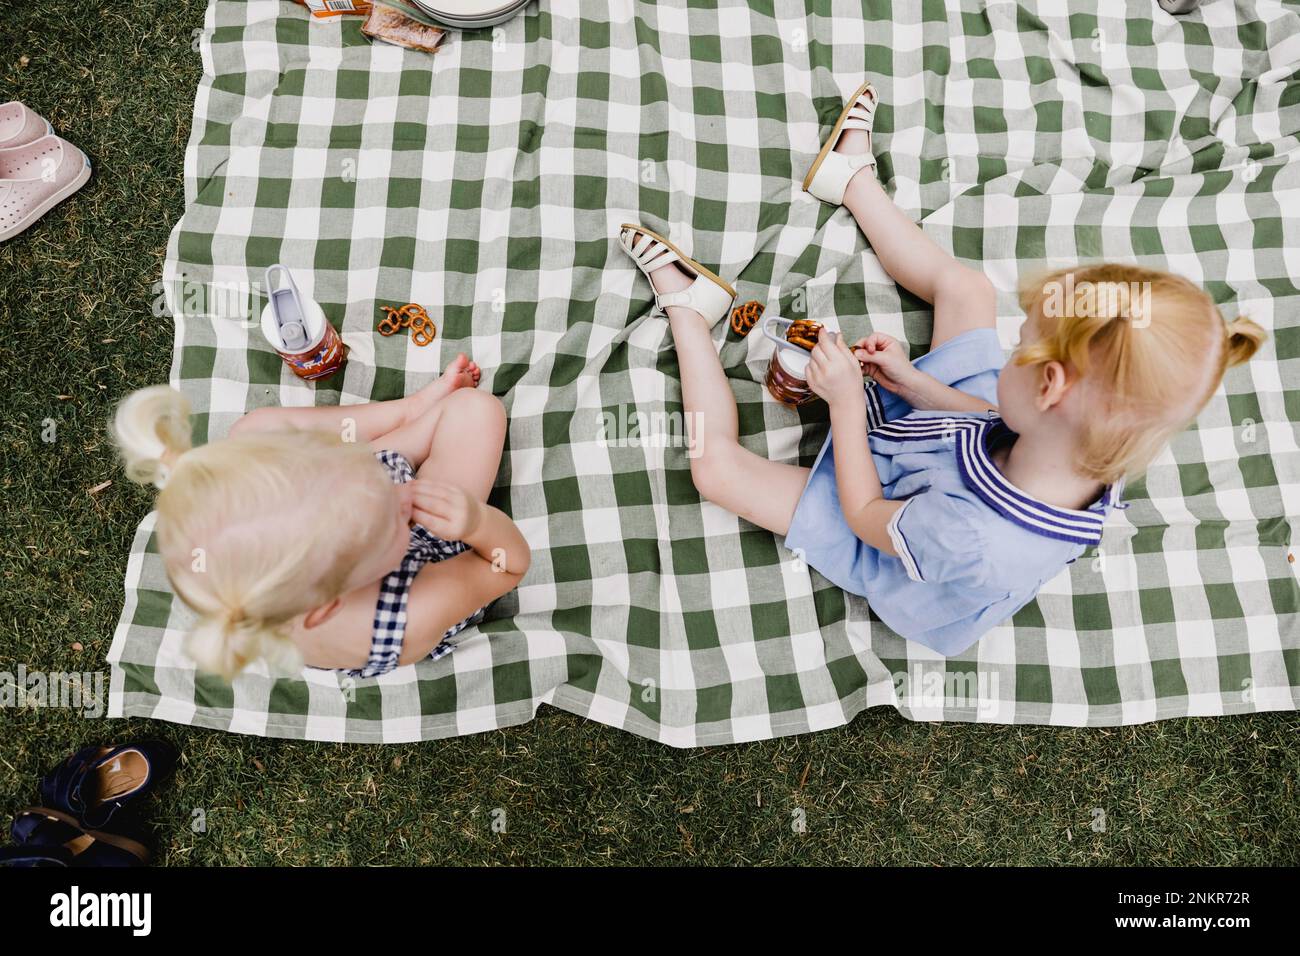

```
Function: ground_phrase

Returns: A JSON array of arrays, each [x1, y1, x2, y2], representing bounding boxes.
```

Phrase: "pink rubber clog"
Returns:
[[0, 134, 92, 243], [0, 101, 53, 150]]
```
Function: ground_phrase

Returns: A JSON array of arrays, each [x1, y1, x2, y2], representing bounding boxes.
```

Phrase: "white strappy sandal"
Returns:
[[618, 223, 737, 325], [802, 80, 880, 206]]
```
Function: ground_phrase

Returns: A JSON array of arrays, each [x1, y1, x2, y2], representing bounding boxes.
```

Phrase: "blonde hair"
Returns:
[[1015, 265, 1266, 484], [112, 386, 394, 679]]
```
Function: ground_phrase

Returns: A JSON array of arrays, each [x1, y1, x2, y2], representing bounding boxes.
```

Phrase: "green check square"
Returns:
[[612, 469, 653, 507], [1016, 664, 1053, 704], [695, 682, 733, 724], [670, 536, 708, 575], [334, 69, 370, 100], [542, 475, 583, 514], [627, 606, 659, 648], [492, 660, 533, 703], [750, 600, 791, 641], [1081, 666, 1121, 707]]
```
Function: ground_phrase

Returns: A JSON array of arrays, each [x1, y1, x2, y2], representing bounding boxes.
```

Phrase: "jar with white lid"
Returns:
[[761, 316, 820, 406]]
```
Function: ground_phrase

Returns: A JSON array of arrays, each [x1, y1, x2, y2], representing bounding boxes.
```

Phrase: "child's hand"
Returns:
[[806, 332, 867, 408], [410, 480, 483, 541], [851, 332, 915, 395]]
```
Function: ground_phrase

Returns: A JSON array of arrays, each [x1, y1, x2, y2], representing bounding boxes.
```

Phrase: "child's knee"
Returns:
[[445, 388, 506, 434], [689, 452, 731, 507], [938, 268, 994, 311]]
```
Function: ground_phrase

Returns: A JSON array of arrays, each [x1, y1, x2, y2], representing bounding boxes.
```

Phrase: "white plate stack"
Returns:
[[411, 0, 532, 29]]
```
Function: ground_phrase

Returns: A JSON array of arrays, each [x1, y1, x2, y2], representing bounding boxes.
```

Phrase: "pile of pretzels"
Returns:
[[785, 318, 823, 351], [377, 302, 437, 346]]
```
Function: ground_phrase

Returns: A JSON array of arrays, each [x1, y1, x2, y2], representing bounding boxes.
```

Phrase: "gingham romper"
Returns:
[[335, 450, 487, 679]]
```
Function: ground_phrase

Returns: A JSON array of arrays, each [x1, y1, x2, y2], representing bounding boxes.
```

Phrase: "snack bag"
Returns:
[[363, 5, 446, 53]]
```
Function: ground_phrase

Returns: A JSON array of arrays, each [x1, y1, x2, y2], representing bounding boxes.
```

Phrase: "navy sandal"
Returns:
[[8, 807, 149, 867], [0, 843, 73, 867], [39, 739, 177, 830]]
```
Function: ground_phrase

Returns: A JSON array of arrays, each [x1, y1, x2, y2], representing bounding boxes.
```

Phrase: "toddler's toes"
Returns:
[[430, 353, 478, 394]]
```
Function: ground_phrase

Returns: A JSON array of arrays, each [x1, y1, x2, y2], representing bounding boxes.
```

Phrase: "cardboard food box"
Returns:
[[295, 0, 374, 18]]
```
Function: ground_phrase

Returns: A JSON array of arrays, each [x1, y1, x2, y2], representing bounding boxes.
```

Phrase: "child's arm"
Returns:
[[853, 333, 997, 414], [806, 334, 903, 555], [826, 396, 905, 554], [398, 481, 531, 663], [888, 371, 997, 415], [410, 481, 531, 574]]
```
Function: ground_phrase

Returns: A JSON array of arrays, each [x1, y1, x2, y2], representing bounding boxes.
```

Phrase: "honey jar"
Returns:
[[259, 264, 348, 381], [762, 316, 821, 406]]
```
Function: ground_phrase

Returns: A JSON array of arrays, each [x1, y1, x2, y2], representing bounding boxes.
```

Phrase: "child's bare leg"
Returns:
[[650, 266, 809, 536], [835, 129, 995, 351], [231, 353, 481, 440], [417, 388, 506, 502]]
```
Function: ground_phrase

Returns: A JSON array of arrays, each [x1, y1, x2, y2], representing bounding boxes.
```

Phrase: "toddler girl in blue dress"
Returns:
[[619, 78, 1265, 656]]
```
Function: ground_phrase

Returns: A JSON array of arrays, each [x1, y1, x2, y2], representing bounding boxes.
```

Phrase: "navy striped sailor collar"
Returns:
[[873, 412, 1123, 546]]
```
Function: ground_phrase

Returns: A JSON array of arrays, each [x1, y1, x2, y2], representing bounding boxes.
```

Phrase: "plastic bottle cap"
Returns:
[[279, 321, 308, 351]]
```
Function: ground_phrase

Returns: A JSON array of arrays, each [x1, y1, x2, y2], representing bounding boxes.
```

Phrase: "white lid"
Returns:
[[775, 346, 811, 378], [260, 295, 326, 352]]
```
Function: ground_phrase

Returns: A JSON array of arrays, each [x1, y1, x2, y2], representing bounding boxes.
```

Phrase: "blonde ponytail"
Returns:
[[110, 387, 399, 681], [186, 610, 303, 680], [1017, 265, 1268, 484], [112, 385, 193, 488], [1225, 315, 1266, 368]]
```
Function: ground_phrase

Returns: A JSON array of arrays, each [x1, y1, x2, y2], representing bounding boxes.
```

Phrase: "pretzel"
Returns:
[[785, 319, 823, 352], [730, 300, 764, 337], [409, 309, 436, 346], [377, 302, 438, 346]]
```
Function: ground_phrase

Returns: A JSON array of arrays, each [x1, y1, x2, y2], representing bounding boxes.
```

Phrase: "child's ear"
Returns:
[[1037, 360, 1072, 410], [302, 598, 344, 630]]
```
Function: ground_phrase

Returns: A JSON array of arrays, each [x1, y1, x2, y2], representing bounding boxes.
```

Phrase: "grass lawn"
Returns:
[[1, 0, 1297, 866]]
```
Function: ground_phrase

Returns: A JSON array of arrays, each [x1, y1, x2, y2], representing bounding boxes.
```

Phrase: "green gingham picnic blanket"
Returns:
[[108, 0, 1300, 745]]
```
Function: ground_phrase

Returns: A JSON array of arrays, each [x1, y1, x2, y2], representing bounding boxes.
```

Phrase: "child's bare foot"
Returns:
[[835, 126, 872, 159], [412, 353, 480, 411], [619, 224, 736, 326], [834, 125, 875, 201], [646, 259, 695, 297], [438, 352, 480, 392], [818, 84, 880, 204], [646, 259, 716, 326]]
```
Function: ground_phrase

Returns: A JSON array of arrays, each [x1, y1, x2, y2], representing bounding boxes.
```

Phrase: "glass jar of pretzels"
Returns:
[[761, 317, 825, 406]]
